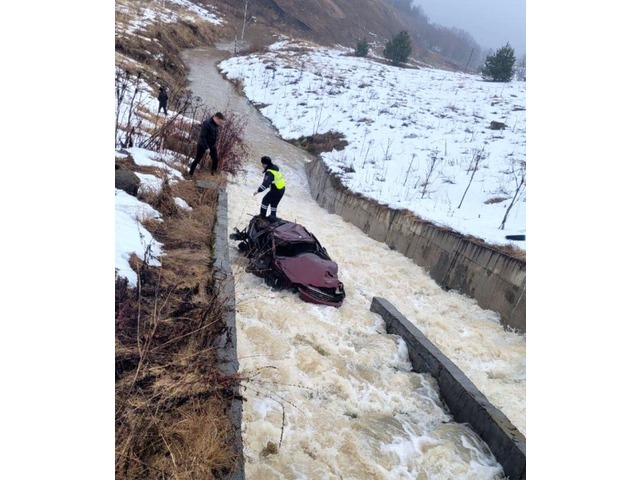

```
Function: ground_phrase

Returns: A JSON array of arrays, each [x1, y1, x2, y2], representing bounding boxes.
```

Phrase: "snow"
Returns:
[[114, 188, 163, 286], [116, 38, 529, 286], [219, 40, 526, 249], [114, 146, 189, 285], [115, 0, 223, 35]]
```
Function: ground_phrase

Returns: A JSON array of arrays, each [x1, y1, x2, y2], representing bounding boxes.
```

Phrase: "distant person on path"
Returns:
[[157, 86, 168, 115], [188, 112, 225, 176], [253, 156, 286, 220]]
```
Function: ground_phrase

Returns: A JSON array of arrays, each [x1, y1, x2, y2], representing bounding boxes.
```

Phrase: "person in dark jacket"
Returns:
[[157, 86, 168, 115], [253, 156, 286, 220], [188, 112, 225, 176]]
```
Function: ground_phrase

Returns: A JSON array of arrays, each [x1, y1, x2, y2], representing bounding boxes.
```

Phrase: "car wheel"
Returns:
[[265, 276, 284, 290]]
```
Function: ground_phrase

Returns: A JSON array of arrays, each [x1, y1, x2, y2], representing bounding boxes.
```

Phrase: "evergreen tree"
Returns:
[[481, 43, 516, 82], [383, 30, 412, 66], [355, 38, 369, 57]]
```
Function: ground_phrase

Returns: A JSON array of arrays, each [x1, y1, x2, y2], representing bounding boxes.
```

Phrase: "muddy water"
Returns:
[[182, 46, 525, 480]]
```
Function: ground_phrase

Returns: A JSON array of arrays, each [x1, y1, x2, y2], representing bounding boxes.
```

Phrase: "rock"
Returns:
[[115, 164, 141, 196]]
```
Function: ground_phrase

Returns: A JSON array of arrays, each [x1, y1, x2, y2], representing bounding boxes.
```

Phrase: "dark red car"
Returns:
[[230, 216, 346, 307]]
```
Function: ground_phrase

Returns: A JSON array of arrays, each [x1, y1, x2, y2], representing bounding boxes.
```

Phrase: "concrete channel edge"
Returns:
[[305, 158, 526, 334], [213, 187, 246, 480], [370, 296, 526, 480]]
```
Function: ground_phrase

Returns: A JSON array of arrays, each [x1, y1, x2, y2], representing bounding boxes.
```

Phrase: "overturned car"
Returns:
[[229, 215, 346, 307]]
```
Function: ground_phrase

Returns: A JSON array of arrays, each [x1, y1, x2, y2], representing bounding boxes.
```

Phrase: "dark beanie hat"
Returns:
[[261, 156, 272, 165]]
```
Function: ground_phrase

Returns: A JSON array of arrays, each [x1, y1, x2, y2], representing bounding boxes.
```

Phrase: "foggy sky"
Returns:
[[411, 0, 526, 57]]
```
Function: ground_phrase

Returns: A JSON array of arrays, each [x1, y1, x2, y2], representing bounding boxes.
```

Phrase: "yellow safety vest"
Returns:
[[267, 168, 286, 189]]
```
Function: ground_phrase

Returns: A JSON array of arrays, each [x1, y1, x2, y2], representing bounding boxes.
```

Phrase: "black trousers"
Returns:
[[158, 102, 168, 115], [260, 187, 285, 217], [189, 144, 218, 174]]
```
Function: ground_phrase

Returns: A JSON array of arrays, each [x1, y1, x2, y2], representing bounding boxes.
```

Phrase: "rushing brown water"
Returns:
[[182, 46, 525, 480]]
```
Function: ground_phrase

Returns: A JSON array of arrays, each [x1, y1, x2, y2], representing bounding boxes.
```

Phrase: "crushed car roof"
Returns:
[[271, 221, 316, 243]]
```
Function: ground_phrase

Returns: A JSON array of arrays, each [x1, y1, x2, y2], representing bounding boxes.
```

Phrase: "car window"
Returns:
[[275, 241, 316, 257]]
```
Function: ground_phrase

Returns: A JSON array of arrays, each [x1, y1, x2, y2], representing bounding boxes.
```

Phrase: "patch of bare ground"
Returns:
[[286, 130, 349, 156]]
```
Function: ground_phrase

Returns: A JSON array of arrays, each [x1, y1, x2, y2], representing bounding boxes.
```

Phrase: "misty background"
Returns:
[[411, 0, 525, 57]]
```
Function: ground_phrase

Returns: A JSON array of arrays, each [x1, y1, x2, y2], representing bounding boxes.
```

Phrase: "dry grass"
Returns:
[[115, 4, 245, 475], [116, 176, 242, 479], [116, 396, 236, 478], [115, 1, 219, 88]]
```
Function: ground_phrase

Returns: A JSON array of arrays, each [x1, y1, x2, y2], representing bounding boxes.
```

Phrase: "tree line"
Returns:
[[356, 30, 518, 82], [384, 0, 523, 73]]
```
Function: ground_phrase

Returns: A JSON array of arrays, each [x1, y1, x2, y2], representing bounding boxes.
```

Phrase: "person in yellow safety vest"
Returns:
[[253, 156, 286, 221]]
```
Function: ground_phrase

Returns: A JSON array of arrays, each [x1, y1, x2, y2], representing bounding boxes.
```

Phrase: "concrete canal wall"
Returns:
[[370, 297, 526, 480], [305, 158, 526, 333]]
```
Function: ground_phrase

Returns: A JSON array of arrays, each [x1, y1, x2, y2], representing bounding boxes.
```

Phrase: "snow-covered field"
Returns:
[[220, 40, 526, 249]]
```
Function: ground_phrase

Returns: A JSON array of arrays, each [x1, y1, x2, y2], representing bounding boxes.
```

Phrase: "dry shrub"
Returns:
[[114, 35, 158, 73], [169, 178, 202, 207], [116, 385, 239, 479], [159, 248, 212, 291], [217, 112, 249, 177], [136, 86, 209, 154], [115, 154, 136, 170], [138, 175, 223, 225], [147, 18, 218, 52], [128, 163, 170, 179], [162, 117, 198, 158], [190, 188, 221, 216]]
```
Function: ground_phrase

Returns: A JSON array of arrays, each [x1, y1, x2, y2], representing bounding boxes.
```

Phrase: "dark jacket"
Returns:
[[158, 89, 168, 106], [197, 117, 219, 150]]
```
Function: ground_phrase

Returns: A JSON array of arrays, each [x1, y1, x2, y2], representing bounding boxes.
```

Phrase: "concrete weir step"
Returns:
[[370, 296, 526, 480]]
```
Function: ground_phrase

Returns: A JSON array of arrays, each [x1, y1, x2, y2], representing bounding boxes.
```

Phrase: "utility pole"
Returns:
[[241, 0, 249, 42], [464, 48, 474, 72]]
